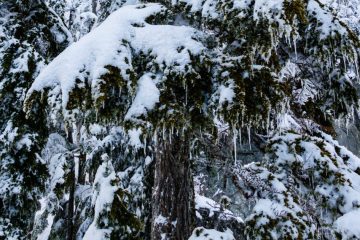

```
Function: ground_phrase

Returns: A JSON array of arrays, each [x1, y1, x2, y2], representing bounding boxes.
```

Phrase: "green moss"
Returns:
[[109, 189, 142, 239], [1, 46, 17, 76], [283, 0, 307, 24]]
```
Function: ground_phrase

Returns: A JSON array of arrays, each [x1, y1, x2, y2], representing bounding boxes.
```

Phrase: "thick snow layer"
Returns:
[[128, 128, 143, 149], [308, 0, 347, 39], [195, 194, 243, 223], [26, 3, 204, 111], [36, 214, 54, 240], [83, 159, 118, 240], [334, 209, 360, 239], [265, 131, 360, 234], [34, 198, 54, 240], [195, 194, 219, 217], [188, 227, 235, 240], [125, 73, 160, 120], [89, 123, 106, 135], [218, 84, 235, 105], [131, 24, 203, 69]]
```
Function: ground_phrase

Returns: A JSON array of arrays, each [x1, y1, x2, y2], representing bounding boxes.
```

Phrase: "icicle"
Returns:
[[233, 126, 237, 165], [352, 107, 355, 124], [185, 84, 188, 106], [169, 129, 172, 144], [266, 106, 271, 137], [162, 124, 165, 141], [355, 55, 360, 81], [144, 137, 147, 155], [241, 110, 244, 128], [239, 128, 242, 150], [293, 38, 298, 60], [342, 51, 347, 72], [74, 154, 79, 182], [247, 125, 252, 151], [153, 128, 158, 146]]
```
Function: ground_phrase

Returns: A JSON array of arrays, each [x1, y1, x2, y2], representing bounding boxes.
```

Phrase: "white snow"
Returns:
[[36, 215, 55, 240], [195, 194, 219, 217], [34, 197, 55, 240], [15, 134, 34, 151], [83, 159, 118, 240], [334, 209, 360, 239], [188, 227, 235, 240], [125, 73, 160, 120], [195, 194, 243, 223], [218, 84, 235, 105], [89, 123, 106, 135], [25, 3, 204, 114], [9, 51, 30, 74], [128, 128, 143, 149], [308, 0, 347, 39], [145, 156, 153, 166], [202, 0, 219, 19], [131, 24, 203, 70], [155, 215, 168, 224], [178, 0, 203, 12]]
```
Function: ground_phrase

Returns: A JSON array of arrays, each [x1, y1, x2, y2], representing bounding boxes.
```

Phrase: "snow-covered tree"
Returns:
[[0, 0, 72, 238], [1, 0, 360, 239]]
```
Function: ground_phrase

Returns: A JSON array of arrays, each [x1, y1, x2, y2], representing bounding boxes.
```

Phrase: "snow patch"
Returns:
[[188, 227, 235, 240], [125, 73, 160, 120], [334, 209, 360, 239], [26, 3, 204, 114]]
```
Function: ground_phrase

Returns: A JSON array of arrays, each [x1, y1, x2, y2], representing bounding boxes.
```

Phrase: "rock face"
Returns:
[[336, 112, 360, 157]]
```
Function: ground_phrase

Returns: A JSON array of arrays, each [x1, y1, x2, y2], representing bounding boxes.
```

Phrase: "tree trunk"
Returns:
[[151, 135, 195, 240], [66, 125, 75, 240], [67, 163, 75, 240]]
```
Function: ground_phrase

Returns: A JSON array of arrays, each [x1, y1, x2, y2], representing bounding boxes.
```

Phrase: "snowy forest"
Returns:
[[2, 0, 360, 239]]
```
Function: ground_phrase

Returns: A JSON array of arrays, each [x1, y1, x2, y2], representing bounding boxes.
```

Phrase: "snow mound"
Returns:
[[25, 3, 204, 111], [195, 194, 243, 223], [83, 159, 118, 240], [125, 73, 160, 120], [334, 209, 360, 239]]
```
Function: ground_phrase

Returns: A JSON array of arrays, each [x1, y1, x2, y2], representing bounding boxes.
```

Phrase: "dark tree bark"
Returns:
[[77, 152, 86, 185], [67, 162, 75, 240], [151, 135, 195, 240], [66, 126, 75, 240]]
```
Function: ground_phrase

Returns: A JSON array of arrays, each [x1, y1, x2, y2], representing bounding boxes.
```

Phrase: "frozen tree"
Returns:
[[1, 0, 360, 239], [0, 0, 72, 238]]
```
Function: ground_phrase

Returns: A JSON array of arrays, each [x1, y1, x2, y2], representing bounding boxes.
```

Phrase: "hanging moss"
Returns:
[[283, 0, 307, 24], [94, 65, 132, 122], [109, 189, 142, 239], [0, 46, 16, 76]]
